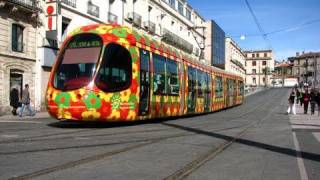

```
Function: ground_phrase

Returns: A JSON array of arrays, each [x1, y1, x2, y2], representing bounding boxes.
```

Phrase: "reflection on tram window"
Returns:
[[215, 76, 223, 98], [153, 54, 166, 95], [96, 43, 132, 92], [167, 59, 179, 95], [53, 34, 102, 90]]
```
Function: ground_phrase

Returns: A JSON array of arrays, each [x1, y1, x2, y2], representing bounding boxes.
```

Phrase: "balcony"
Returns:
[[143, 21, 156, 34], [126, 12, 142, 27], [1, 0, 39, 13], [162, 28, 193, 54], [87, 3, 99, 18], [61, 0, 76, 8], [108, 12, 118, 24]]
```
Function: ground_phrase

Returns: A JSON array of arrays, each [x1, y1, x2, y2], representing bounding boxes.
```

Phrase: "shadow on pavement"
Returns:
[[161, 122, 320, 163]]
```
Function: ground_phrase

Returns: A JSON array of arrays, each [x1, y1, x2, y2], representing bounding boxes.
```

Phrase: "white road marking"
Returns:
[[1, 134, 19, 138], [313, 133, 320, 143], [0, 120, 43, 124], [292, 132, 309, 180]]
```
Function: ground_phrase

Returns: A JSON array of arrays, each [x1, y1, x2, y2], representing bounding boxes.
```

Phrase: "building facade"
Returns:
[[244, 50, 274, 87], [271, 60, 294, 87], [0, 0, 40, 115], [204, 20, 225, 68], [290, 52, 320, 88], [225, 37, 245, 80]]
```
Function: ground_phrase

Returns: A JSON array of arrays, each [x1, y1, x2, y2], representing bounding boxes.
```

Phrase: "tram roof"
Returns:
[[68, 24, 242, 80]]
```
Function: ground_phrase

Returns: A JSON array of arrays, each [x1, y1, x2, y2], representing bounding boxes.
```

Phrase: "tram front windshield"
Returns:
[[53, 34, 102, 90]]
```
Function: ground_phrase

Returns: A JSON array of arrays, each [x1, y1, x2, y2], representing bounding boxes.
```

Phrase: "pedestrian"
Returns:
[[296, 89, 300, 104], [310, 89, 316, 115], [9, 87, 20, 115], [316, 90, 320, 116], [287, 89, 296, 115], [299, 90, 304, 106], [303, 89, 310, 114], [19, 84, 35, 117]]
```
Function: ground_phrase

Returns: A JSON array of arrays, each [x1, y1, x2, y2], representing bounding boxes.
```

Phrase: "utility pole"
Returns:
[[314, 54, 318, 88]]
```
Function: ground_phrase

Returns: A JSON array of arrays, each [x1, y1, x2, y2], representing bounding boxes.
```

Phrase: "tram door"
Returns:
[[187, 67, 196, 113], [138, 49, 150, 116]]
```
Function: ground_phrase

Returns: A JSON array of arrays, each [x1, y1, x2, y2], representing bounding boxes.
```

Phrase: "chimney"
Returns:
[[296, 52, 300, 57]]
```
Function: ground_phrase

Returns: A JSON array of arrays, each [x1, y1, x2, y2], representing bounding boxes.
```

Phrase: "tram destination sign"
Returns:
[[68, 40, 102, 48]]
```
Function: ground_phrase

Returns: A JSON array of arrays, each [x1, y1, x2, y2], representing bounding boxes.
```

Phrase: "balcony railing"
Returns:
[[61, 0, 76, 8], [143, 21, 156, 34], [108, 12, 118, 24], [126, 12, 142, 27], [4, 0, 39, 12], [162, 28, 193, 53], [88, 3, 99, 18]]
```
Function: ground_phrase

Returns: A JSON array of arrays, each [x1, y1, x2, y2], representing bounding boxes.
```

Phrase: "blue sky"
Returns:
[[188, 0, 320, 60]]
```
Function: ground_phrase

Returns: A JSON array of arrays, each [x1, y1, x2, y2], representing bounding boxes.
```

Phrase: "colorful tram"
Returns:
[[46, 24, 244, 121]]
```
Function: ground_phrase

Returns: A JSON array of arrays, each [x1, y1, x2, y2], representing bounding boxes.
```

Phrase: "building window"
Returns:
[[262, 61, 266, 65], [252, 69, 256, 74], [257, 53, 259, 58], [253, 77, 256, 84], [87, 1, 99, 17], [252, 61, 256, 66], [186, 9, 191, 21], [252, 54, 255, 58], [263, 77, 265, 83], [178, 1, 184, 15], [169, 0, 175, 8], [12, 24, 24, 52], [264, 52, 267, 57]]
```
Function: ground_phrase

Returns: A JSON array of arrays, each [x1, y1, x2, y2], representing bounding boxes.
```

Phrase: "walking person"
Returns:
[[310, 89, 316, 115], [303, 89, 310, 114], [9, 87, 20, 115], [299, 90, 304, 106], [296, 89, 300, 104], [19, 84, 35, 117], [316, 90, 320, 116], [287, 90, 296, 115]]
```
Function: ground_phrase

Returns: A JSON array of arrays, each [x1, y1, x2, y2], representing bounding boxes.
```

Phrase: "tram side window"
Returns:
[[153, 54, 166, 95], [206, 73, 211, 94], [215, 76, 223, 98], [239, 81, 244, 95], [167, 59, 179, 95], [228, 79, 234, 95], [96, 43, 132, 92], [197, 70, 206, 98], [188, 66, 197, 92]]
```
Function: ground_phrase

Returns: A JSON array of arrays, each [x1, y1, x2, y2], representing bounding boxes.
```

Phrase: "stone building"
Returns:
[[244, 50, 275, 87], [0, 0, 40, 115], [225, 37, 246, 80], [290, 52, 320, 88]]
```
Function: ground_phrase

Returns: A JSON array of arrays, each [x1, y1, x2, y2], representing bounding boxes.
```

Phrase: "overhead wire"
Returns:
[[244, 0, 272, 49]]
